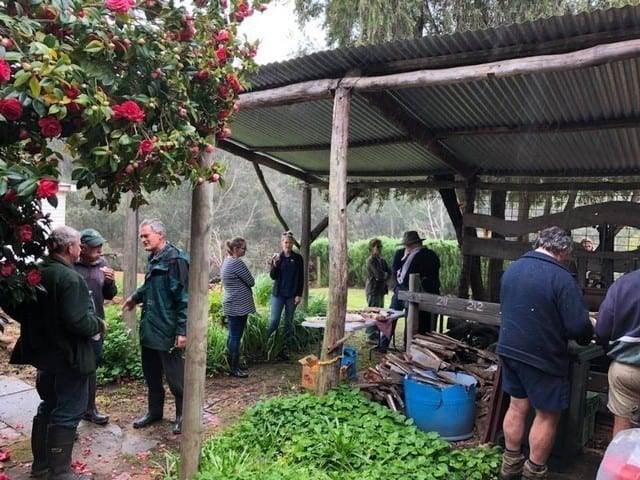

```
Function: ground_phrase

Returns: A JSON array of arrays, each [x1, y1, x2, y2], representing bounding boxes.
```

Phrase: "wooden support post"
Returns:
[[317, 85, 351, 395], [122, 193, 138, 336], [179, 152, 214, 480], [301, 182, 311, 310], [406, 273, 420, 350]]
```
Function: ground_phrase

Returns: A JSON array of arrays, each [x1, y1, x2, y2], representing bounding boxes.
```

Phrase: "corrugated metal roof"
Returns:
[[227, 5, 640, 183]]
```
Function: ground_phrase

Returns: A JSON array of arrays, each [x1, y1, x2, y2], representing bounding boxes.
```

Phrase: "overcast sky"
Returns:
[[238, 0, 325, 64]]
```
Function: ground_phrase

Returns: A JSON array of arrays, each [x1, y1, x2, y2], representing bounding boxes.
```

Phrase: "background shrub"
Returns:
[[253, 273, 274, 308], [310, 237, 461, 293], [97, 305, 142, 384]]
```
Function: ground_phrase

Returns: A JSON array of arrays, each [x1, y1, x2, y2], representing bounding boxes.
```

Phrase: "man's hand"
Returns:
[[294, 296, 302, 306], [122, 296, 137, 311], [101, 266, 115, 281], [174, 335, 187, 349]]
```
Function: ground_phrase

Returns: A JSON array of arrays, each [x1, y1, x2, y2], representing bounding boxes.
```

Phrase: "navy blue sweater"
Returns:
[[497, 251, 592, 376], [595, 269, 640, 366]]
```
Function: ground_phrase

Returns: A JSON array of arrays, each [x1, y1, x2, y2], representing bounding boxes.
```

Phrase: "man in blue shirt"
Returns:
[[497, 227, 593, 480]]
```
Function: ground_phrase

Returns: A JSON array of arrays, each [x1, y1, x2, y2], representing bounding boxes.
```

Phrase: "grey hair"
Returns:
[[533, 226, 573, 255], [139, 218, 166, 237], [226, 237, 245, 255], [49, 226, 80, 254]]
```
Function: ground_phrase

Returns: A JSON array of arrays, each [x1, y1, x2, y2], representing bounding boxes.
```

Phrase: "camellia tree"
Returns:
[[0, 0, 267, 311]]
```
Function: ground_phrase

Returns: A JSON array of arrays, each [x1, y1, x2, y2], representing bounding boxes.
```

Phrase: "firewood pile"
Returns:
[[356, 332, 499, 425]]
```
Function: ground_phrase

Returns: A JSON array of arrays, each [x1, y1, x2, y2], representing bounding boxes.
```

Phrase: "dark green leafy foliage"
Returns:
[[164, 386, 501, 479], [97, 306, 142, 383], [311, 237, 461, 294]]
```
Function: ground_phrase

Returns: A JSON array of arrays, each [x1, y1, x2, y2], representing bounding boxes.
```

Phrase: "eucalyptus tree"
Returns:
[[294, 0, 634, 46]]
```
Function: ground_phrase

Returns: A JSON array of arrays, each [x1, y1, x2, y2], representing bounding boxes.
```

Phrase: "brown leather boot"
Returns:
[[522, 459, 549, 480], [498, 449, 525, 480]]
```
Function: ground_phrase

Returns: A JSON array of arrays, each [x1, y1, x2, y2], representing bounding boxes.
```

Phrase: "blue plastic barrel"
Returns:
[[403, 371, 477, 441], [341, 347, 358, 381]]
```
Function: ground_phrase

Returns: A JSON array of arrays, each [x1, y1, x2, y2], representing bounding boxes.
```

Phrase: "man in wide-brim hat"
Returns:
[[399, 230, 425, 246], [394, 230, 441, 335]]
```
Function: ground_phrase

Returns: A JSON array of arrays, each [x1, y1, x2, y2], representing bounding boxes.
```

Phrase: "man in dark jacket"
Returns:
[[497, 227, 594, 480], [395, 230, 440, 335], [123, 218, 188, 435], [9, 226, 105, 480], [74, 228, 117, 425]]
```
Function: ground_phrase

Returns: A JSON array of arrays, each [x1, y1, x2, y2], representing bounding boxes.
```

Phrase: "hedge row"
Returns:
[[309, 237, 461, 294]]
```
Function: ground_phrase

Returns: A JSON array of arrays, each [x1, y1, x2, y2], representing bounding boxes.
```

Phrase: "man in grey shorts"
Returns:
[[497, 227, 594, 480], [595, 268, 640, 438]]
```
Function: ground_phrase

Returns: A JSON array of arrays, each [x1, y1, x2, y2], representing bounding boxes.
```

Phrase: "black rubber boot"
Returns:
[[83, 374, 109, 425], [47, 425, 92, 479], [30, 416, 49, 478], [228, 354, 248, 378], [172, 397, 183, 435], [133, 391, 164, 429]]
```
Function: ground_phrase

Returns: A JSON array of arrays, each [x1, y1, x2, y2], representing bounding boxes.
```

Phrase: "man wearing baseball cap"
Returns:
[[74, 228, 117, 426]]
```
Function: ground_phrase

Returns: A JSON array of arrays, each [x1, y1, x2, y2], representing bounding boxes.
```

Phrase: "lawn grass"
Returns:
[[306, 288, 403, 370], [308, 287, 368, 310]]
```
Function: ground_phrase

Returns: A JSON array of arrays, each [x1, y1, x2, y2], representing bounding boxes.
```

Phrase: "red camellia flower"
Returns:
[[112, 100, 145, 123], [215, 30, 230, 42], [0, 98, 22, 120], [138, 138, 155, 155], [216, 47, 227, 63], [24, 141, 43, 155], [38, 116, 62, 138], [26, 269, 42, 286], [0, 59, 10, 82], [64, 85, 83, 114], [0, 262, 16, 277], [216, 126, 232, 139], [105, 0, 136, 13], [226, 73, 244, 93], [2, 189, 18, 203], [15, 224, 33, 242], [194, 70, 209, 81], [36, 179, 59, 199]]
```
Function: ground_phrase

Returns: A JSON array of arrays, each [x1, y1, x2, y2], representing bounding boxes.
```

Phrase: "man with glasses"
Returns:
[[123, 218, 189, 435], [267, 231, 304, 360]]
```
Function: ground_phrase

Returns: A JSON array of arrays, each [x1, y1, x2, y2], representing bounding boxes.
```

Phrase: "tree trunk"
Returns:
[[317, 86, 351, 395], [179, 153, 214, 479], [301, 182, 311, 310], [122, 193, 138, 337]]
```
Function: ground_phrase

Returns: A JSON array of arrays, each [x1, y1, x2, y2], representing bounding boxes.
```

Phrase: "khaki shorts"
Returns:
[[608, 361, 640, 418]]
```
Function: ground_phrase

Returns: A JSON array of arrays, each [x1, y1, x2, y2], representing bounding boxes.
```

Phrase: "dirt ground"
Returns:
[[0, 320, 302, 479]]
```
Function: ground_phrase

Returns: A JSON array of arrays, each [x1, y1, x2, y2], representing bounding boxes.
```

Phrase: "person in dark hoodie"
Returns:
[[497, 226, 594, 480], [9, 226, 105, 480], [74, 228, 117, 426], [123, 218, 188, 435], [595, 269, 640, 438]]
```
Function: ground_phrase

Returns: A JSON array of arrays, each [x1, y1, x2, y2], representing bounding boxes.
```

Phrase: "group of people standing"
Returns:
[[364, 230, 441, 349], [8, 220, 303, 479], [220, 230, 304, 377]]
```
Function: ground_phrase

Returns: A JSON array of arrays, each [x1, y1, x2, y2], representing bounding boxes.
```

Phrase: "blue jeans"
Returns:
[[268, 295, 296, 346], [35, 369, 89, 429], [226, 315, 248, 359]]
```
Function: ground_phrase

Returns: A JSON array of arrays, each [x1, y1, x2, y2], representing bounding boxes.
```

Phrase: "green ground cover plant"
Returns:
[[166, 386, 500, 479]]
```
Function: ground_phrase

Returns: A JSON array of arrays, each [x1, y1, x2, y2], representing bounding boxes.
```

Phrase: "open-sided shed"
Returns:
[[214, 6, 640, 394], [216, 5, 640, 393], [174, 7, 640, 475]]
